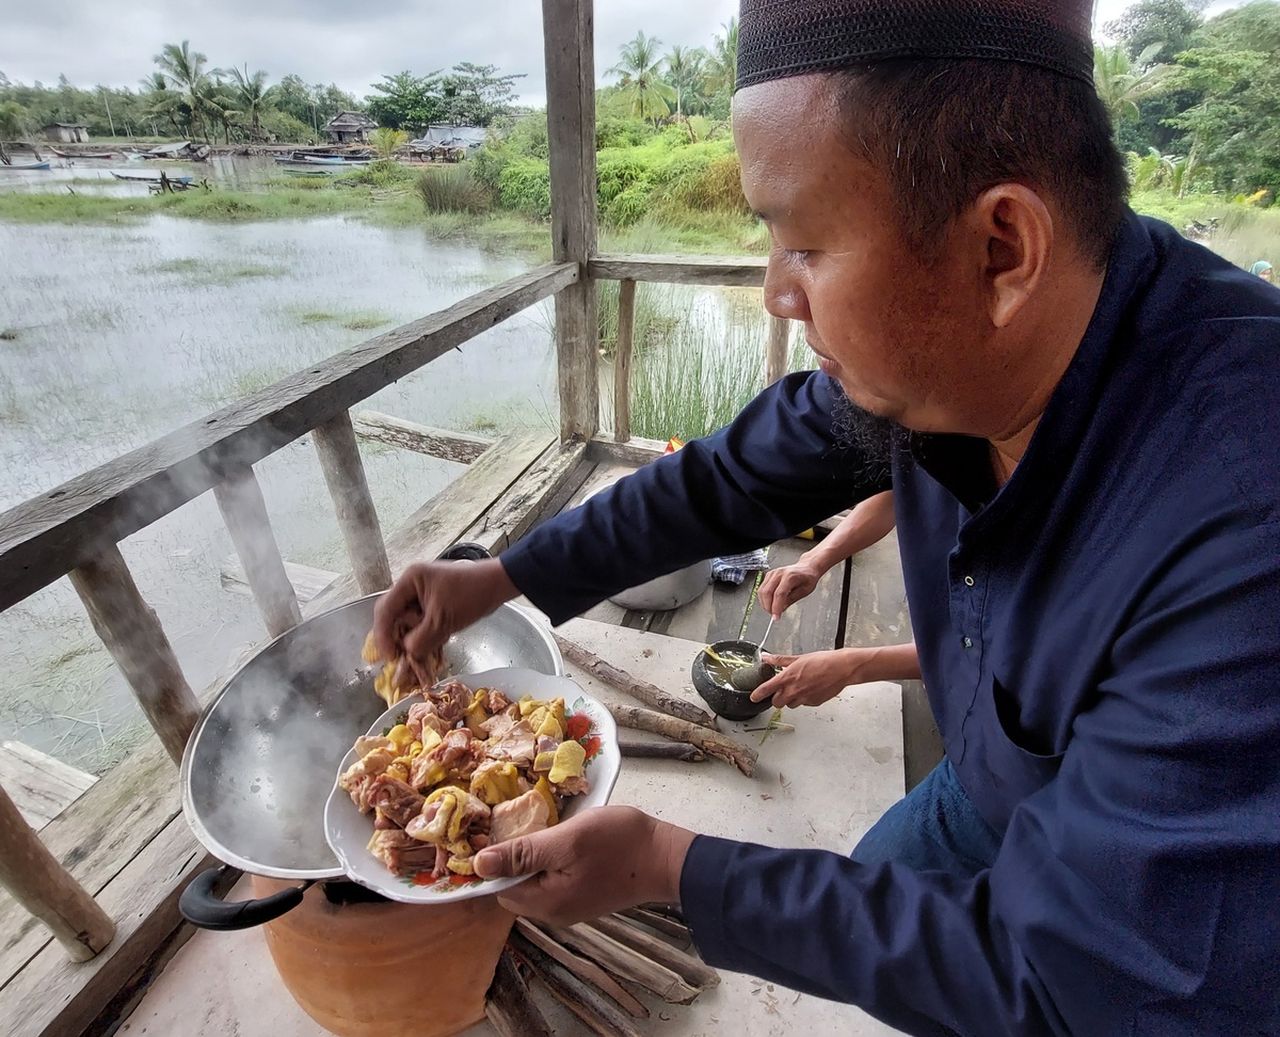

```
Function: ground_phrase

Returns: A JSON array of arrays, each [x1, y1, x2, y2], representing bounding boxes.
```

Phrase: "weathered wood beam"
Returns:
[[613, 278, 636, 443], [543, 0, 599, 441], [0, 783, 114, 963], [460, 441, 592, 554], [589, 254, 768, 287], [67, 545, 200, 764], [311, 411, 393, 595], [221, 556, 338, 605], [585, 435, 666, 467], [212, 465, 301, 637], [351, 410, 494, 464], [0, 261, 577, 612], [765, 314, 791, 387]]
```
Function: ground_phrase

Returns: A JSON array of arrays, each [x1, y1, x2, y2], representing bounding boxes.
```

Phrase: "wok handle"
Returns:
[[179, 865, 314, 931]]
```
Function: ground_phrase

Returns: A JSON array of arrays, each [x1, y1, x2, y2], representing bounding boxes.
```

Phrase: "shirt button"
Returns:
[[964, 576, 975, 587], [962, 636, 973, 649]]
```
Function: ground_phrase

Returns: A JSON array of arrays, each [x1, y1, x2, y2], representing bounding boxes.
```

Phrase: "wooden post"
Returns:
[[765, 314, 790, 387], [542, 0, 599, 442], [613, 279, 637, 443], [213, 466, 302, 637], [68, 545, 201, 765], [0, 782, 115, 962], [311, 411, 393, 595]]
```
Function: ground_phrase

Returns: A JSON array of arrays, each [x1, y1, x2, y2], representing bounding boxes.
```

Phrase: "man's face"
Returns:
[[734, 76, 990, 433]]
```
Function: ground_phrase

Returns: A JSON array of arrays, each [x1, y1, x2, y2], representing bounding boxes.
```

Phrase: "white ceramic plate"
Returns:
[[324, 668, 620, 904]]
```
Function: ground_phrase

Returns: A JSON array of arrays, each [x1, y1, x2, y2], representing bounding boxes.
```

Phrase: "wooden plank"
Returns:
[[351, 410, 493, 464], [67, 545, 200, 765], [585, 435, 665, 467], [0, 739, 176, 990], [613, 278, 636, 443], [212, 466, 301, 638], [220, 555, 338, 605], [0, 782, 115, 964], [542, 0, 599, 441], [460, 441, 592, 554], [0, 260, 578, 613], [589, 254, 767, 287], [765, 315, 790, 386], [311, 411, 393, 595], [308, 431, 555, 613], [0, 812, 222, 1037], [0, 742, 96, 831]]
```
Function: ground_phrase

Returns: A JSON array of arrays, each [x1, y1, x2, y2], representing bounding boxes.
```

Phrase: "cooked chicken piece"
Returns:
[[353, 735, 394, 758], [470, 759, 525, 806], [367, 830, 439, 877], [556, 774, 590, 796], [366, 775, 426, 829], [484, 719, 537, 767], [410, 728, 483, 788], [406, 788, 491, 846], [490, 788, 551, 844], [482, 711, 518, 739], [406, 701, 452, 741], [430, 679, 472, 725], [484, 689, 512, 713], [340, 747, 396, 811]]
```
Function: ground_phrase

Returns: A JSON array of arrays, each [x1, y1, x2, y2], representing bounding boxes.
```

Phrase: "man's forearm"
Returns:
[[853, 642, 921, 683], [800, 490, 897, 575]]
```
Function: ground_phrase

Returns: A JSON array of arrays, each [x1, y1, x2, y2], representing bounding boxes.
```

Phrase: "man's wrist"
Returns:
[[647, 817, 697, 905]]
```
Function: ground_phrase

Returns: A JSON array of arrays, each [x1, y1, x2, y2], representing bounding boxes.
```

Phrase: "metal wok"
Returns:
[[178, 592, 561, 929]]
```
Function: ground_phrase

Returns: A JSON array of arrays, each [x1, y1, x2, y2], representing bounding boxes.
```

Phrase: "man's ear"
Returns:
[[966, 184, 1054, 329]]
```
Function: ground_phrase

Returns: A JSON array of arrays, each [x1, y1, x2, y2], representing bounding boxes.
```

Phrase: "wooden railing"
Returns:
[[0, 4, 794, 1026]]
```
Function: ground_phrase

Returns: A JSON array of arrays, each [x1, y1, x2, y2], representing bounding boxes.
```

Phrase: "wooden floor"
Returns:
[[0, 439, 924, 1037]]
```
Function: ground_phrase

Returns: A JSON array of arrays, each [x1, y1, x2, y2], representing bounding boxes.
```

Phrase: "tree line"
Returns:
[[0, 43, 524, 145], [1095, 0, 1280, 198]]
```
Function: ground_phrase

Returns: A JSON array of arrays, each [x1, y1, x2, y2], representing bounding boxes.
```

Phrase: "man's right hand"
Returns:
[[758, 559, 823, 617], [372, 558, 519, 678]]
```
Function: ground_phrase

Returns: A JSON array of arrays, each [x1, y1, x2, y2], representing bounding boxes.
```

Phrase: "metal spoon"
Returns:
[[729, 615, 776, 693]]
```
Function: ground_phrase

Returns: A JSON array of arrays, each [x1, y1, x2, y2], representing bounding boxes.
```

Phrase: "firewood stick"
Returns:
[[546, 921, 703, 1005], [619, 738, 706, 762], [486, 949, 553, 1037], [607, 703, 758, 776], [592, 914, 720, 989], [515, 918, 650, 1019], [620, 906, 693, 943], [555, 634, 716, 727], [511, 931, 646, 1037]]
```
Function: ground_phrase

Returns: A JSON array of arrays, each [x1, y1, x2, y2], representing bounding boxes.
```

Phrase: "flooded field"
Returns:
[[0, 208, 560, 771]]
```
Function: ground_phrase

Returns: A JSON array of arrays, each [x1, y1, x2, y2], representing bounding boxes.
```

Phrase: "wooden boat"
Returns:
[[110, 170, 194, 184], [282, 167, 337, 177], [0, 162, 50, 171], [298, 154, 349, 165], [49, 148, 115, 158]]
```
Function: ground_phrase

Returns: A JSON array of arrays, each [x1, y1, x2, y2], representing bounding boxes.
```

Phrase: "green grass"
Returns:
[[147, 257, 286, 285], [0, 186, 387, 225], [293, 307, 396, 332]]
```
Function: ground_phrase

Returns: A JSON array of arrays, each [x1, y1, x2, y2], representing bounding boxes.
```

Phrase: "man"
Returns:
[[374, 1, 1280, 1032]]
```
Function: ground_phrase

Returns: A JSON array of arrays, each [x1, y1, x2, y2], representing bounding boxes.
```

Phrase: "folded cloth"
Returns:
[[711, 549, 771, 585]]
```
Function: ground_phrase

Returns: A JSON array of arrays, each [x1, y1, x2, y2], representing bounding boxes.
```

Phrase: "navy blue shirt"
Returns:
[[502, 213, 1280, 1035]]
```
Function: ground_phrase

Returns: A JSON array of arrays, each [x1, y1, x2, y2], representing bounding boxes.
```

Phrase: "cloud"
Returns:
[[1, 0, 737, 105]]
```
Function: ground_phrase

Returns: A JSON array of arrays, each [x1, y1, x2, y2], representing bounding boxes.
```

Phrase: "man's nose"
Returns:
[[763, 255, 811, 323]]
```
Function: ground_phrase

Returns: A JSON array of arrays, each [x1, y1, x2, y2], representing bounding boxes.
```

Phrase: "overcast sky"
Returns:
[[0, 0, 1250, 106]]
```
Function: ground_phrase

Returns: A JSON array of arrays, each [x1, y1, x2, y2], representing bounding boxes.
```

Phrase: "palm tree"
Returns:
[[705, 17, 739, 95], [1094, 43, 1169, 123], [0, 101, 30, 140], [371, 127, 409, 159], [153, 40, 223, 141], [230, 66, 274, 140], [664, 45, 707, 117], [609, 32, 676, 125]]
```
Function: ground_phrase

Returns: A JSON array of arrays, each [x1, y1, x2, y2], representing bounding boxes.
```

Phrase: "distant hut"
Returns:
[[42, 122, 90, 144], [323, 112, 377, 145]]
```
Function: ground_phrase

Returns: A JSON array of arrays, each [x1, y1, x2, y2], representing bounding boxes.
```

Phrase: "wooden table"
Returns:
[[123, 619, 906, 1037]]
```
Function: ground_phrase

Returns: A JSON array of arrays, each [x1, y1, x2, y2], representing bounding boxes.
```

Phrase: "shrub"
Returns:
[[415, 166, 493, 214], [343, 159, 416, 188], [497, 159, 552, 219]]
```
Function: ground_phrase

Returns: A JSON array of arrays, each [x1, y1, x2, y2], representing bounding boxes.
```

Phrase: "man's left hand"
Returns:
[[472, 806, 695, 926], [750, 649, 861, 708]]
